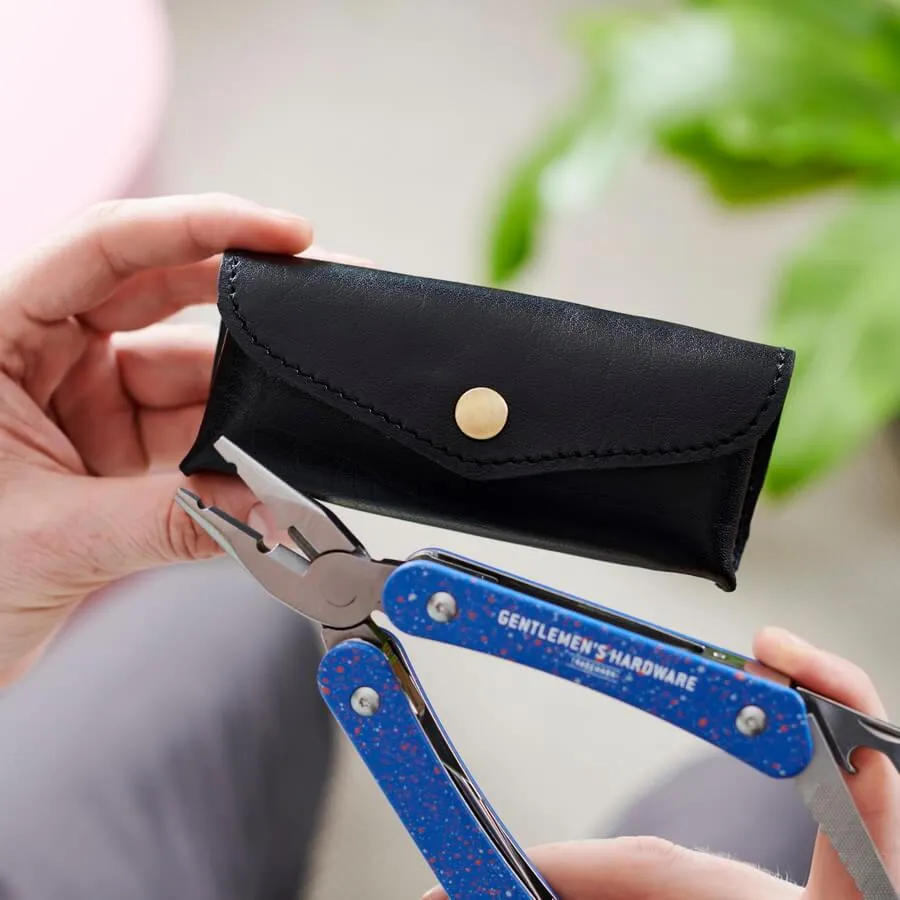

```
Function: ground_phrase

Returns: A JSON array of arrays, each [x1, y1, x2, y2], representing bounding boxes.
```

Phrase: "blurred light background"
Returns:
[[3, 1, 898, 898]]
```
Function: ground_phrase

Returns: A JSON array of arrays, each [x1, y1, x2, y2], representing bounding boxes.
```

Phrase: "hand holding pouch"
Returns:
[[180, 251, 794, 590]]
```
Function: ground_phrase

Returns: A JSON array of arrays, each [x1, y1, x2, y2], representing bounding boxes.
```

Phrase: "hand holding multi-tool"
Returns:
[[419, 627, 900, 900], [177, 436, 900, 900]]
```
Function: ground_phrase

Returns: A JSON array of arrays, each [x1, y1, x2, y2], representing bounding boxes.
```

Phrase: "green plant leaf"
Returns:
[[567, 0, 900, 208], [660, 0, 900, 181], [486, 9, 734, 284], [486, 111, 603, 285], [486, 0, 900, 282], [661, 123, 856, 204], [764, 185, 900, 497], [486, 108, 655, 285]]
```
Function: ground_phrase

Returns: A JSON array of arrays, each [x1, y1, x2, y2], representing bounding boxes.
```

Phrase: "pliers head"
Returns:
[[174, 437, 396, 631]]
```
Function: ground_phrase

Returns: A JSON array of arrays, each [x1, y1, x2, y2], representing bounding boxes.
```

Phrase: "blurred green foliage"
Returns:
[[486, 0, 900, 499]]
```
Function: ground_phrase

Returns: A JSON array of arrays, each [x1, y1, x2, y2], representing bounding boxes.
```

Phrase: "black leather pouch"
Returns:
[[180, 250, 794, 590]]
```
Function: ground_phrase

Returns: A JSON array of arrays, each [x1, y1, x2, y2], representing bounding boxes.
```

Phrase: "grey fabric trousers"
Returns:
[[604, 754, 818, 885], [0, 558, 817, 898], [0, 559, 334, 900]]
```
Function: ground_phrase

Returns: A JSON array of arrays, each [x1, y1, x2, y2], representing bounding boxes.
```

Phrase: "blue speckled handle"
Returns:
[[384, 559, 814, 779], [318, 638, 553, 900]]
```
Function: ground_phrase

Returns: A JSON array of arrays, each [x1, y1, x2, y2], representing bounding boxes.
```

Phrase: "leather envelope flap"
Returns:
[[218, 251, 794, 482]]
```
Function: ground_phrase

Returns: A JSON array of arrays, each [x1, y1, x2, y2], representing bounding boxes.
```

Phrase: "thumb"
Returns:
[[62, 470, 261, 581], [754, 627, 900, 898], [422, 837, 800, 900], [0, 470, 260, 682]]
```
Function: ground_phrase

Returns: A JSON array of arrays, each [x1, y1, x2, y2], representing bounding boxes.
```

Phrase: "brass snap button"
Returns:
[[454, 387, 508, 440]]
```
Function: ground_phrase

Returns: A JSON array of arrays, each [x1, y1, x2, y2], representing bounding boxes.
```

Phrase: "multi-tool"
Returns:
[[176, 436, 900, 900]]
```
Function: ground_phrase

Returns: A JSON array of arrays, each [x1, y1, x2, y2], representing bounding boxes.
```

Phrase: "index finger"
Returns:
[[755, 627, 900, 895], [421, 838, 798, 900], [753, 626, 888, 719], [1, 193, 313, 327]]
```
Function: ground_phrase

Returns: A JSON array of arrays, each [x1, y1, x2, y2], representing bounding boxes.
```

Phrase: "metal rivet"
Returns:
[[454, 387, 508, 440], [736, 705, 767, 737], [427, 591, 458, 623], [350, 686, 381, 717]]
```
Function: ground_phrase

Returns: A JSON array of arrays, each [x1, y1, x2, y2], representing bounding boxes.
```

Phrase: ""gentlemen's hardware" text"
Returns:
[[496, 608, 699, 692]]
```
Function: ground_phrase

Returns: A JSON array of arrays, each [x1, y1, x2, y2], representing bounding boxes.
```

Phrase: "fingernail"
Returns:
[[421, 889, 444, 900], [270, 208, 310, 225], [342, 255, 376, 268], [760, 627, 813, 666], [301, 247, 376, 268], [776, 628, 811, 648], [247, 503, 271, 537]]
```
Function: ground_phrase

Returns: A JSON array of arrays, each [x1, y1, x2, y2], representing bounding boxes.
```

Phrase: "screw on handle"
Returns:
[[385, 558, 816, 779], [317, 638, 554, 900]]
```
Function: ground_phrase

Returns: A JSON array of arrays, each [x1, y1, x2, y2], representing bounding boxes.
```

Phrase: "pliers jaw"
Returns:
[[211, 437, 361, 558], [174, 437, 396, 631]]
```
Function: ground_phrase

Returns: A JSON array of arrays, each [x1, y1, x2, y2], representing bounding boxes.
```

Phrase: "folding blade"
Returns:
[[794, 714, 899, 900]]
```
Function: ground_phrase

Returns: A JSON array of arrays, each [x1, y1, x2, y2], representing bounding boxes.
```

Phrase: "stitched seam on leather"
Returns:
[[226, 256, 789, 467]]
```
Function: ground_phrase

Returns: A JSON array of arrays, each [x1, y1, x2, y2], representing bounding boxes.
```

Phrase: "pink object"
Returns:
[[0, 0, 170, 267]]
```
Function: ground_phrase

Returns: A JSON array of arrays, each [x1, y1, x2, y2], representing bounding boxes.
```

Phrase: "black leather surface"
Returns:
[[180, 251, 795, 590]]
